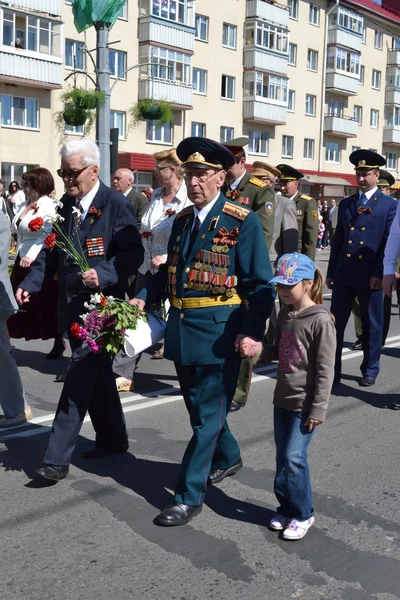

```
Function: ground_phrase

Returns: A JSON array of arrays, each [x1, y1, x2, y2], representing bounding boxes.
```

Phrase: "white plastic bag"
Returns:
[[123, 313, 166, 358]]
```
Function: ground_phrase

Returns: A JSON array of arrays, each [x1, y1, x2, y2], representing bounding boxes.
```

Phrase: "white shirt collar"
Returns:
[[359, 187, 378, 201], [79, 180, 100, 219], [230, 173, 246, 191], [192, 193, 220, 228], [123, 187, 132, 197]]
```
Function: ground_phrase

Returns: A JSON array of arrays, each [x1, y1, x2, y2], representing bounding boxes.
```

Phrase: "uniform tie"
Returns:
[[358, 193, 368, 207], [187, 215, 200, 255], [71, 201, 83, 239]]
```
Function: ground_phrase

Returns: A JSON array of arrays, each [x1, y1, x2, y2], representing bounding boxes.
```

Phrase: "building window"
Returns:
[[65, 123, 84, 135], [150, 0, 194, 26], [327, 100, 343, 116], [288, 43, 297, 66], [352, 145, 361, 152], [117, 3, 128, 19], [220, 126, 234, 143], [65, 39, 85, 70], [146, 121, 173, 144], [386, 153, 397, 170], [245, 22, 288, 54], [109, 49, 127, 79], [191, 122, 206, 137], [148, 46, 191, 84], [134, 172, 153, 194], [195, 14, 208, 41], [221, 75, 235, 100], [288, 89, 295, 112], [332, 7, 363, 35], [327, 48, 360, 76], [370, 109, 379, 128], [222, 23, 237, 49], [374, 30, 383, 50], [1, 10, 61, 56], [304, 139, 314, 160], [386, 106, 400, 126], [309, 4, 320, 26], [288, 0, 298, 20], [387, 70, 400, 88], [372, 69, 381, 90], [1, 162, 38, 189], [244, 71, 288, 103], [193, 68, 207, 94], [282, 135, 294, 158], [393, 38, 400, 50], [305, 94, 316, 116], [111, 110, 126, 139], [248, 131, 269, 155], [1, 94, 38, 129], [353, 105, 362, 124], [360, 65, 365, 84], [326, 142, 340, 163], [362, 27, 366, 44], [307, 49, 318, 72]]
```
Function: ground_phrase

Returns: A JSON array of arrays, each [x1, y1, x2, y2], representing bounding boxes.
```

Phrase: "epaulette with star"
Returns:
[[222, 201, 250, 221], [175, 206, 194, 220], [249, 177, 267, 188], [300, 194, 313, 201]]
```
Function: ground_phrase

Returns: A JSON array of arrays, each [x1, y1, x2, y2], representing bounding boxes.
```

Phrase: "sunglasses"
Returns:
[[57, 165, 90, 179]]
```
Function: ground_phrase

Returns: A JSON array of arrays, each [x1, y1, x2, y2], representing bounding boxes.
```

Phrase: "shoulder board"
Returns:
[[300, 194, 312, 201], [222, 201, 251, 221], [175, 206, 193, 220], [249, 177, 267, 188]]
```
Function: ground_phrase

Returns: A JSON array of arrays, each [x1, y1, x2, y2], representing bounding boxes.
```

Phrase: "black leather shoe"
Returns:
[[350, 337, 363, 351], [229, 400, 245, 413], [82, 446, 128, 459], [388, 402, 400, 410], [36, 464, 69, 482], [359, 376, 375, 387], [155, 502, 202, 526], [208, 457, 243, 484]]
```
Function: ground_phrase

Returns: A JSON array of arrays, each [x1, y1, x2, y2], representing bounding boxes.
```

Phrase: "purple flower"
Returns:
[[78, 327, 89, 340], [86, 338, 100, 353]]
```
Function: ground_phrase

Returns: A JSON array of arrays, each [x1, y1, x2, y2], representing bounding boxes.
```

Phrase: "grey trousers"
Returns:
[[0, 320, 27, 417]]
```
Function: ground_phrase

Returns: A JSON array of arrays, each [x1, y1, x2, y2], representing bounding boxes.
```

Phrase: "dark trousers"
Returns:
[[44, 335, 128, 466], [173, 358, 241, 506], [331, 284, 383, 380], [353, 294, 392, 345]]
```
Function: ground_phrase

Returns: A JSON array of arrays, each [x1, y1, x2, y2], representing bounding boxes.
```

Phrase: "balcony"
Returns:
[[0, 45, 62, 88], [243, 47, 288, 76], [138, 17, 195, 52], [243, 99, 286, 125], [2, 0, 62, 17], [326, 72, 359, 96], [385, 89, 400, 106], [387, 49, 400, 67], [246, 0, 289, 29], [324, 114, 358, 138], [327, 28, 362, 52], [138, 78, 192, 108], [383, 125, 400, 145]]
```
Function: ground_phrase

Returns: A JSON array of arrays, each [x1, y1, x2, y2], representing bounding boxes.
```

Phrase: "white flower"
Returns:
[[55, 201, 63, 210], [79, 314, 88, 321], [51, 214, 65, 223], [72, 206, 82, 216], [90, 293, 102, 304], [84, 301, 95, 310], [107, 296, 115, 303]]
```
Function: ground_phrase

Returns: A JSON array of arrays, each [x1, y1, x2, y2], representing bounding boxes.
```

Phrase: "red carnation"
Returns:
[[44, 232, 57, 249], [28, 217, 44, 232], [70, 322, 82, 339], [141, 231, 153, 239], [99, 295, 107, 307]]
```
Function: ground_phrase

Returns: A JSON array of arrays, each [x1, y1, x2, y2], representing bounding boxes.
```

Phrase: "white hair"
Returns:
[[60, 139, 101, 167]]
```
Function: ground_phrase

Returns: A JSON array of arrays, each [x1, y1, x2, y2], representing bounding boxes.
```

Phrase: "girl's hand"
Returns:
[[20, 256, 33, 268], [305, 418, 322, 432], [150, 255, 167, 269]]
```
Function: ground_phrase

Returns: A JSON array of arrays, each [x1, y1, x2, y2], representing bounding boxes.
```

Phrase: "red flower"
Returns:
[[141, 231, 153, 239], [70, 322, 82, 339], [44, 232, 57, 249], [99, 296, 107, 307], [28, 217, 44, 232]]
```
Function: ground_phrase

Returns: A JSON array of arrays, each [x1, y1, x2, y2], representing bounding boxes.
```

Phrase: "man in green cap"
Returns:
[[277, 165, 318, 261]]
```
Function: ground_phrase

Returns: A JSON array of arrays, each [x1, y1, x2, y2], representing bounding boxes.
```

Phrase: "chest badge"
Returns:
[[86, 237, 105, 257], [265, 202, 273, 216]]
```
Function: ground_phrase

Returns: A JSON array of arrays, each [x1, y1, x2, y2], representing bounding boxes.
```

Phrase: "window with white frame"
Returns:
[[360, 65, 365, 84], [109, 49, 127, 79], [307, 49, 318, 71], [221, 75, 235, 100], [288, 89, 295, 112], [387, 68, 400, 88], [150, 0, 194, 26], [1, 162, 38, 189], [374, 30, 383, 49], [304, 139, 315, 160], [282, 135, 294, 157], [244, 71, 288, 103], [386, 152, 397, 170], [372, 69, 381, 89], [146, 121, 173, 144], [353, 105, 362, 124], [193, 68, 207, 94], [149, 46, 191, 83], [370, 109, 379, 128], [117, 3, 128, 19], [326, 142, 340, 163], [1, 94, 38, 129], [327, 47, 360, 76], [65, 123, 84, 135], [65, 39, 85, 70], [327, 100, 343, 116], [245, 22, 288, 54], [288, 43, 297, 66], [362, 27, 366, 44], [1, 9, 61, 56], [309, 4, 320, 26], [191, 122, 206, 137], [332, 7, 363, 35], [305, 94, 316, 116], [288, 0, 298, 20], [385, 106, 400, 126], [134, 172, 153, 193], [222, 23, 237, 49], [111, 110, 126, 139], [248, 131, 269, 155], [220, 126, 234, 143], [195, 14, 208, 41], [393, 38, 400, 50]]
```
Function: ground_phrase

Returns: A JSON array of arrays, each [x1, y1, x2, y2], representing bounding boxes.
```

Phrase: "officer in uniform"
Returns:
[[327, 150, 397, 387], [132, 137, 275, 526], [277, 165, 318, 261]]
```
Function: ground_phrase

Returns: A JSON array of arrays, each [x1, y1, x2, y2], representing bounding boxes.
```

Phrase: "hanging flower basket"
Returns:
[[129, 99, 173, 128], [63, 103, 88, 127], [54, 87, 106, 140]]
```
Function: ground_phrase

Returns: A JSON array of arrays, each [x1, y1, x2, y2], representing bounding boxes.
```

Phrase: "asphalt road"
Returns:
[[1, 251, 400, 600]]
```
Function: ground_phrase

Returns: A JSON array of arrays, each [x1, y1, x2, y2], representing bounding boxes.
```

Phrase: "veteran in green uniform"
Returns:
[[133, 137, 275, 527], [277, 165, 318, 261], [222, 137, 275, 251]]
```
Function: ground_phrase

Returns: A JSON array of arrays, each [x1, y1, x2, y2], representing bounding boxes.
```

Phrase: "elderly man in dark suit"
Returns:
[[16, 139, 144, 481], [112, 168, 148, 229]]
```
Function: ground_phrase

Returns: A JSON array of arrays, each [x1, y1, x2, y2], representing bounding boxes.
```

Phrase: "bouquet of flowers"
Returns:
[[70, 293, 145, 356]]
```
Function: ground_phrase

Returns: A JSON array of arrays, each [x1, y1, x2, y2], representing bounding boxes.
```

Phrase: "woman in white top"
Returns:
[[7, 168, 66, 359], [7, 181, 26, 254], [113, 148, 192, 390]]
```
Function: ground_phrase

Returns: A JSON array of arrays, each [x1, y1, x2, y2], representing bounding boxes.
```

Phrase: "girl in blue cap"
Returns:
[[268, 252, 336, 540]]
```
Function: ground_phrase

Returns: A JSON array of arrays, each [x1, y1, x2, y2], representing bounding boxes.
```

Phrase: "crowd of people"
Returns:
[[0, 136, 399, 542]]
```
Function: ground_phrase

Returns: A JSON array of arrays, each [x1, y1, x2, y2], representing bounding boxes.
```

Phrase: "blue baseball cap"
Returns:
[[269, 253, 316, 285]]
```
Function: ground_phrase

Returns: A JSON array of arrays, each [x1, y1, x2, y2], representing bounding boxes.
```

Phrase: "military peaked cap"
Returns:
[[177, 137, 236, 170]]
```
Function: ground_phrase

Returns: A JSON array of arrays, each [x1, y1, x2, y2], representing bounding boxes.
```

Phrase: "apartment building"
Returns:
[[0, 0, 400, 200]]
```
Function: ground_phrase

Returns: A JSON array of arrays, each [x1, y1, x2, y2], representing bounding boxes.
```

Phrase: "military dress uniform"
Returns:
[[137, 138, 275, 522], [327, 150, 397, 384]]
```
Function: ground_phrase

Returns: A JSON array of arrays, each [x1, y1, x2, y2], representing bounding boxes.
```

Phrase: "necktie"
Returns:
[[187, 215, 200, 256], [358, 193, 367, 207], [71, 201, 83, 239]]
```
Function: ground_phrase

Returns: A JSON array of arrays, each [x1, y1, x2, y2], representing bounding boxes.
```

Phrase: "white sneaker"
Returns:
[[269, 513, 290, 531], [282, 516, 315, 540], [0, 405, 32, 428]]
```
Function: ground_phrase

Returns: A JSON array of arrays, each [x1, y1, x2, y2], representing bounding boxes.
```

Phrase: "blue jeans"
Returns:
[[273, 406, 315, 521]]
